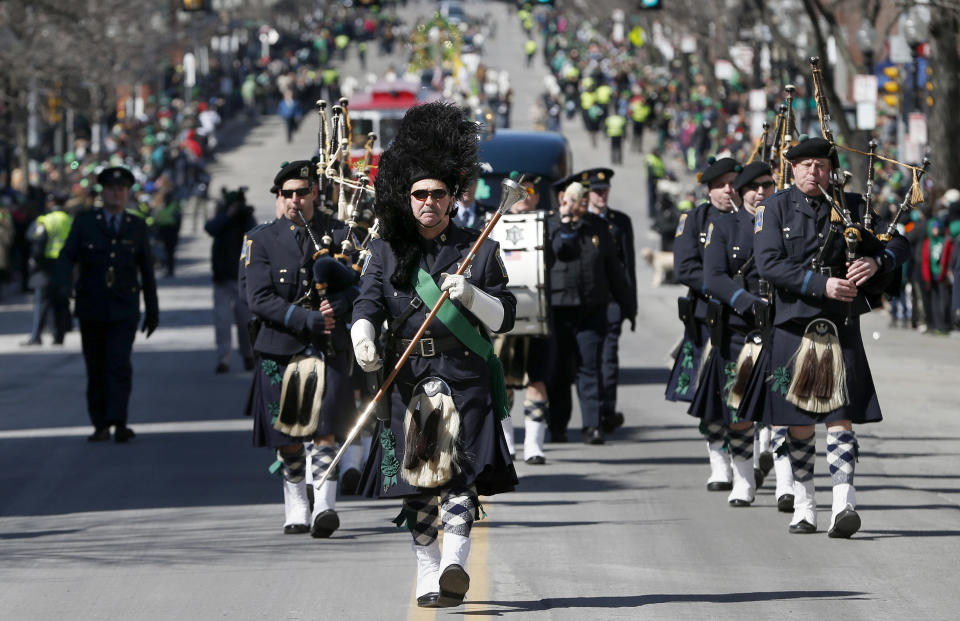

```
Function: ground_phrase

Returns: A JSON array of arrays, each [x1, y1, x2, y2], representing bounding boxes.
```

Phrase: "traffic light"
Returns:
[[878, 64, 900, 107], [638, 0, 663, 8]]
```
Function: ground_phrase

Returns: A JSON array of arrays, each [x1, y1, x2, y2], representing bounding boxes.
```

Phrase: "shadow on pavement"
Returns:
[[461, 590, 870, 614]]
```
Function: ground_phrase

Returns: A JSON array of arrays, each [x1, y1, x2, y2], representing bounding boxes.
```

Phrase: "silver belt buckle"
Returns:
[[818, 267, 832, 277], [420, 338, 436, 357]]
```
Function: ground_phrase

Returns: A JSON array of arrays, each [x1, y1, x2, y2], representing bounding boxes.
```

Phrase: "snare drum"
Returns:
[[488, 212, 549, 336]]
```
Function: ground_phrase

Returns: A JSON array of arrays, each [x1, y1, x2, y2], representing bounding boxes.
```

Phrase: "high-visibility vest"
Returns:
[[605, 114, 626, 137], [524, 40, 537, 55], [580, 91, 596, 110], [631, 101, 651, 123], [595, 84, 613, 105], [646, 153, 665, 178], [37, 210, 73, 259]]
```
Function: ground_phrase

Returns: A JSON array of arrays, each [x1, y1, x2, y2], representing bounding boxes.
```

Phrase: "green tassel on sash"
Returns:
[[379, 427, 400, 491], [772, 366, 791, 396]]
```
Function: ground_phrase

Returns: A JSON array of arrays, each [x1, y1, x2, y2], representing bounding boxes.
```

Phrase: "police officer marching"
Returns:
[[582, 168, 637, 435], [667, 157, 742, 490], [547, 177, 636, 445], [58, 167, 159, 443], [244, 160, 359, 538], [754, 136, 910, 537], [693, 162, 776, 507]]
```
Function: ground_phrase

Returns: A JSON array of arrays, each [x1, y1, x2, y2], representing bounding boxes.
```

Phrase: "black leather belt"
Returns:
[[397, 336, 462, 357]]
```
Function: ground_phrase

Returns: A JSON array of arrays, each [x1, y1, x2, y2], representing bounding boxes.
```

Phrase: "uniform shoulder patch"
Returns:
[[704, 222, 714, 248], [675, 213, 688, 237], [754, 205, 765, 234], [240, 236, 253, 266]]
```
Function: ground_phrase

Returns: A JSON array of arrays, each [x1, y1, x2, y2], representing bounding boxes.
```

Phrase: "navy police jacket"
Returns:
[[352, 223, 516, 341], [674, 201, 733, 319], [244, 214, 357, 356], [704, 208, 762, 330], [594, 207, 637, 311], [59, 208, 158, 323], [754, 186, 910, 326], [548, 213, 636, 318]]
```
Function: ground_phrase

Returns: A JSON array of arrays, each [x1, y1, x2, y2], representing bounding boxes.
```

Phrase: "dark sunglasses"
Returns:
[[280, 187, 312, 198], [410, 188, 449, 201], [745, 180, 775, 191]]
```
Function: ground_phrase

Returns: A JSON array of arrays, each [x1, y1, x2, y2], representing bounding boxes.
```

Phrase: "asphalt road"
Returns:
[[2, 2, 959, 619]]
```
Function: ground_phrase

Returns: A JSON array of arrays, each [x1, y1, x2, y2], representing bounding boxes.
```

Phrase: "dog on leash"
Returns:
[[640, 247, 675, 287]]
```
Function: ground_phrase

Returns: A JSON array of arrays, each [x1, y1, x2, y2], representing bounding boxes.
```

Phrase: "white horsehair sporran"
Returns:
[[274, 355, 326, 437], [401, 377, 460, 488], [785, 318, 848, 413]]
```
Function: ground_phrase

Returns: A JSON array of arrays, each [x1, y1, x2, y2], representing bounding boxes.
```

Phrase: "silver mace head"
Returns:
[[498, 177, 529, 215]]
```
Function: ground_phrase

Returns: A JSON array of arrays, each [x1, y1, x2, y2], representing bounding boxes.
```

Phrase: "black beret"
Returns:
[[733, 162, 774, 193], [784, 136, 832, 161], [273, 160, 317, 189], [578, 167, 614, 189], [97, 167, 135, 188], [698, 157, 742, 186]]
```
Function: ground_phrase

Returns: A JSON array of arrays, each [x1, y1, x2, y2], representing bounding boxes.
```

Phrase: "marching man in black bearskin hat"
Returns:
[[351, 101, 518, 608], [754, 136, 910, 537]]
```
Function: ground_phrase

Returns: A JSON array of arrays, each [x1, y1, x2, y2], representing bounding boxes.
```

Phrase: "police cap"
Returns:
[[509, 171, 543, 186], [733, 162, 774, 193], [551, 173, 581, 193], [698, 157, 742, 186], [578, 167, 614, 190], [784, 136, 832, 161], [97, 166, 135, 188], [273, 160, 317, 189]]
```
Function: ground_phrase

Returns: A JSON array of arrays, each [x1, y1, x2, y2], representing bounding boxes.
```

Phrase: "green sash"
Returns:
[[413, 268, 510, 421]]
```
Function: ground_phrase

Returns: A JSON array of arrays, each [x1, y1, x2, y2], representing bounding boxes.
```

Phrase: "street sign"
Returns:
[[856, 102, 877, 130], [889, 34, 912, 64], [853, 74, 878, 103], [749, 89, 767, 112], [908, 112, 927, 145]]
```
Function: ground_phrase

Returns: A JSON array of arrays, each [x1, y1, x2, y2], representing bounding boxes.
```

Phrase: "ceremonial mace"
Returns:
[[311, 177, 530, 490]]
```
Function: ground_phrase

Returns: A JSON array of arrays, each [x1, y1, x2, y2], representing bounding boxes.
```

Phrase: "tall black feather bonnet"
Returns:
[[374, 101, 480, 290]]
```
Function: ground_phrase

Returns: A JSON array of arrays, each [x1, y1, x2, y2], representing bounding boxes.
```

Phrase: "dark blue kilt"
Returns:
[[251, 352, 354, 448], [687, 329, 747, 425], [763, 318, 883, 426], [665, 322, 708, 402], [740, 344, 772, 424], [358, 349, 518, 499]]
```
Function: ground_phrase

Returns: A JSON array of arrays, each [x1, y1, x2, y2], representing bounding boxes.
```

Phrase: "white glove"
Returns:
[[440, 272, 505, 332], [439, 273, 474, 306], [350, 319, 381, 372]]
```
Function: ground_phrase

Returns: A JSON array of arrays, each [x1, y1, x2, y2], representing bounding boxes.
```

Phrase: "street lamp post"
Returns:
[[903, 13, 927, 114], [856, 19, 877, 73]]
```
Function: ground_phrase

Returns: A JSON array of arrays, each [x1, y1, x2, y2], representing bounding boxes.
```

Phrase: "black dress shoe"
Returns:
[[416, 593, 440, 608], [436, 564, 470, 608], [777, 494, 795, 513], [758, 451, 774, 476], [583, 427, 605, 445], [525, 455, 546, 465], [87, 428, 111, 442], [706, 481, 733, 492], [828, 509, 861, 539], [114, 426, 136, 443], [754, 467, 766, 489], [283, 523, 310, 535], [600, 412, 625, 433], [340, 468, 361, 495], [310, 509, 339, 538], [789, 519, 817, 534], [729, 498, 752, 507], [215, 362, 230, 374]]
